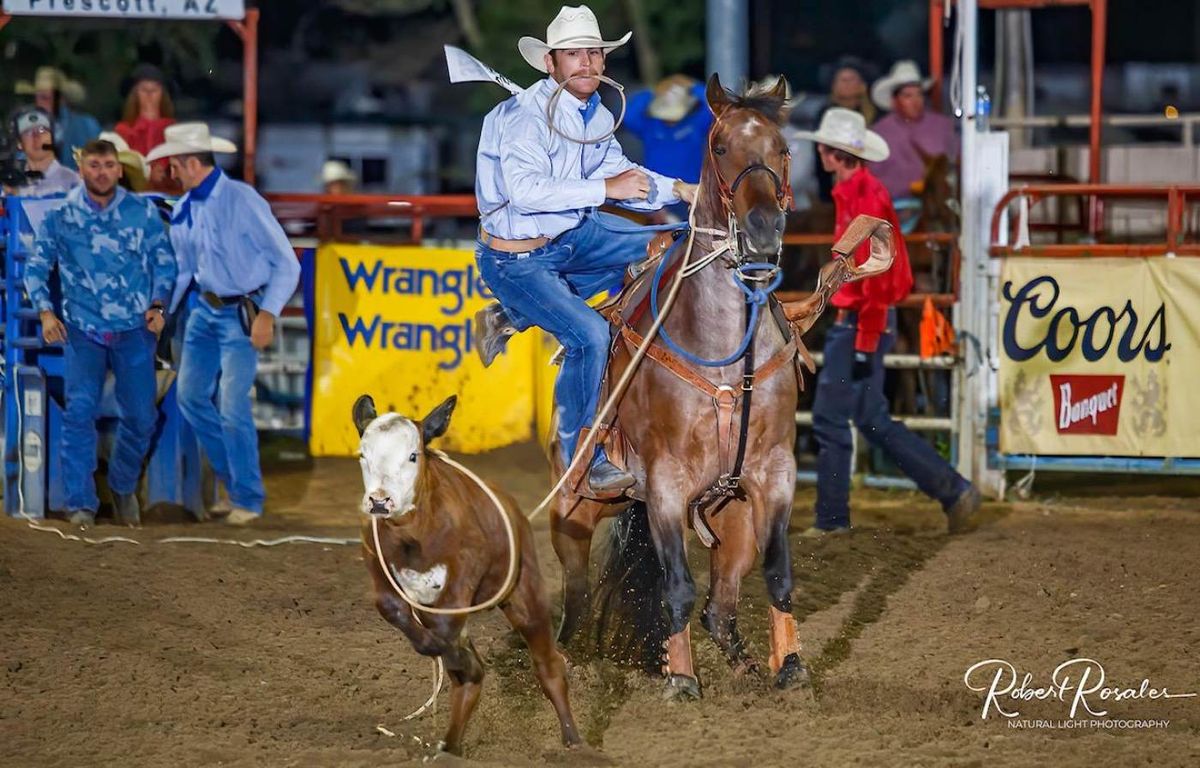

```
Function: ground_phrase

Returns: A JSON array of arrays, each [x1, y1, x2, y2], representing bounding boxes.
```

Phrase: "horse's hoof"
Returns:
[[663, 674, 702, 701], [774, 653, 811, 690]]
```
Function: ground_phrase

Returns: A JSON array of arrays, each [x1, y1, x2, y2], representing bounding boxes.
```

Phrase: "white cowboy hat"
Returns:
[[320, 159, 357, 185], [794, 107, 889, 163], [145, 122, 237, 162], [871, 60, 933, 111], [518, 5, 632, 74]]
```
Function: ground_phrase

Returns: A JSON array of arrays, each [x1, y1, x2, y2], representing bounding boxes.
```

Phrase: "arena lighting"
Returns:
[[387, 201, 414, 207]]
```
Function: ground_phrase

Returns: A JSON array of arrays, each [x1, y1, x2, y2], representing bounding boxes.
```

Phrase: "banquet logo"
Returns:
[[1050, 374, 1124, 435], [1002, 276, 1170, 363]]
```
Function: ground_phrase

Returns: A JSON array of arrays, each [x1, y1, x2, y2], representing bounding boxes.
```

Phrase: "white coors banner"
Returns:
[[998, 256, 1200, 458], [2, 0, 244, 19]]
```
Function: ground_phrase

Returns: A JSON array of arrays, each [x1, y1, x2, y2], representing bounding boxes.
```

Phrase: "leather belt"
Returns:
[[202, 291, 247, 309], [480, 227, 550, 254]]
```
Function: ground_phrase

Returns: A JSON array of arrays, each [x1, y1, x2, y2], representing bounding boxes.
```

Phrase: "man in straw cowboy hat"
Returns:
[[2, 108, 79, 197], [473, 4, 697, 495], [147, 123, 301, 526], [26, 138, 177, 528], [15, 66, 101, 171], [796, 107, 979, 537], [868, 60, 957, 201], [624, 74, 711, 187]]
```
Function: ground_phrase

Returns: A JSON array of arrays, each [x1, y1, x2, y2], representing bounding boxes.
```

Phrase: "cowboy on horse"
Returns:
[[472, 4, 698, 496]]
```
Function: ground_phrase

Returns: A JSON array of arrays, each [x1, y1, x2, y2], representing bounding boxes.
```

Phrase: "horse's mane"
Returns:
[[725, 79, 791, 125]]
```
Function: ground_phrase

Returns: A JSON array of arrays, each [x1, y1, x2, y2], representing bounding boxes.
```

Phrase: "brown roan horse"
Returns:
[[552, 74, 814, 698]]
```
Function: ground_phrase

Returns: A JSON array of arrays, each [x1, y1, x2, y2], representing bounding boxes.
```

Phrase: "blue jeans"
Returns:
[[63, 325, 158, 512], [476, 212, 654, 463], [812, 310, 968, 529], [177, 300, 264, 514]]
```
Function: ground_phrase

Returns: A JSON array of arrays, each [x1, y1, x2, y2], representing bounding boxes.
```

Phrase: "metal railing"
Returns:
[[992, 113, 1200, 148], [990, 184, 1200, 257]]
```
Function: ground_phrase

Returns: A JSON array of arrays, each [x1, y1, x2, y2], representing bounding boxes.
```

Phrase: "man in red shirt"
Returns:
[[798, 108, 979, 536]]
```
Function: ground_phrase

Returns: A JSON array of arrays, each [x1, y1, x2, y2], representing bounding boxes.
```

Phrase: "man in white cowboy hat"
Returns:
[[320, 160, 357, 195], [2, 108, 79, 198], [16, 66, 101, 172], [473, 4, 697, 495], [147, 123, 301, 525], [869, 60, 957, 200], [796, 107, 979, 537]]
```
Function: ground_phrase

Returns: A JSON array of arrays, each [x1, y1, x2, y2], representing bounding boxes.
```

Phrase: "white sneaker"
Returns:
[[209, 484, 233, 518], [223, 508, 260, 526]]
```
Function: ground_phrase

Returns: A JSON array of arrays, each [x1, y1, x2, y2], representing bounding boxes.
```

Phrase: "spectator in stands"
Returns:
[[25, 139, 177, 528], [815, 56, 877, 202], [2, 109, 79, 197], [15, 67, 101, 171], [623, 74, 711, 185], [115, 64, 178, 192], [321, 160, 357, 195], [149, 123, 301, 526], [869, 60, 957, 201], [795, 108, 978, 537]]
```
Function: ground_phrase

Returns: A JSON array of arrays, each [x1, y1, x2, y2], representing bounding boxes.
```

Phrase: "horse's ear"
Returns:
[[706, 72, 732, 116], [420, 396, 457, 445], [352, 395, 377, 436], [766, 75, 793, 123]]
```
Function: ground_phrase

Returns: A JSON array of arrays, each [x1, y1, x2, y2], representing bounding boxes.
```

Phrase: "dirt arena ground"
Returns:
[[2, 442, 1198, 767]]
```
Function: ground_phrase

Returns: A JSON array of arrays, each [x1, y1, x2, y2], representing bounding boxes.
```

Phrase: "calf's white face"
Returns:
[[358, 414, 423, 518]]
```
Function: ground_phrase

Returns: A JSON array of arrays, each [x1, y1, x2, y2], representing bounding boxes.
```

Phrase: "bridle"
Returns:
[[703, 107, 794, 269]]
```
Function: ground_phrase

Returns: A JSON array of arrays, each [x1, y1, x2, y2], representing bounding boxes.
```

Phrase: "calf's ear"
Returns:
[[352, 395, 377, 436], [420, 395, 457, 445]]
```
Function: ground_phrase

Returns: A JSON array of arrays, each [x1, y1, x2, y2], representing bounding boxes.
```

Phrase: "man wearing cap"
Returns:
[[148, 123, 301, 526], [25, 139, 177, 528], [15, 66, 101, 172], [869, 60, 958, 201], [796, 107, 978, 536], [2, 109, 79, 197], [473, 4, 697, 495]]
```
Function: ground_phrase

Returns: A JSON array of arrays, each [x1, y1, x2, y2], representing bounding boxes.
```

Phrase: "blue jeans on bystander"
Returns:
[[812, 310, 969, 530], [62, 325, 158, 512], [177, 299, 264, 514]]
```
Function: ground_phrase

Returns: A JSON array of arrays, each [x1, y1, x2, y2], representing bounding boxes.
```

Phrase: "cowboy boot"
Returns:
[[474, 303, 516, 367], [587, 455, 635, 495]]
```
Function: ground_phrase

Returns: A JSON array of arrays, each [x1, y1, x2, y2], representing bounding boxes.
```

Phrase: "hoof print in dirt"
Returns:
[[774, 653, 811, 690], [663, 674, 702, 701]]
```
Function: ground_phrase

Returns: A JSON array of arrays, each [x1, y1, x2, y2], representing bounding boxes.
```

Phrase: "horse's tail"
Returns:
[[593, 502, 669, 674]]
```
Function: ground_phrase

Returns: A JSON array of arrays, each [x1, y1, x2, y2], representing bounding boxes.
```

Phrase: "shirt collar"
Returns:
[[191, 166, 222, 200], [72, 183, 127, 214]]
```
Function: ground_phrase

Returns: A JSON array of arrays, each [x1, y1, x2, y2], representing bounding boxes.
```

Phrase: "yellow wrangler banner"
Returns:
[[309, 243, 539, 456], [998, 257, 1200, 457]]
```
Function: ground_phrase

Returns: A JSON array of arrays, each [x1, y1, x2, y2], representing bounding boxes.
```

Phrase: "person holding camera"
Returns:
[[2, 110, 79, 197], [25, 139, 177, 527]]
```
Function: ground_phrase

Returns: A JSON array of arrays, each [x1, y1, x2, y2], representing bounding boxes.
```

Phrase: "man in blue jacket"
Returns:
[[148, 123, 300, 526], [27, 139, 177, 527]]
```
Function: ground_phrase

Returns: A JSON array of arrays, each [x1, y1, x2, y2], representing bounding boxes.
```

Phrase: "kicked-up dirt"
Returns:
[[2, 442, 1198, 766]]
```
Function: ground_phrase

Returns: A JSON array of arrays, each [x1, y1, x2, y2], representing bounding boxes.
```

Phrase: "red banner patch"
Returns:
[[1050, 375, 1125, 436]]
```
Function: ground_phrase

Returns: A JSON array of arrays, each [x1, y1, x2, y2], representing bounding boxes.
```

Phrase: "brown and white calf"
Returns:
[[353, 394, 580, 756]]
